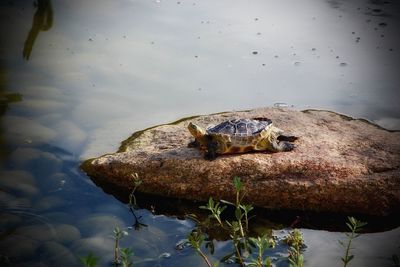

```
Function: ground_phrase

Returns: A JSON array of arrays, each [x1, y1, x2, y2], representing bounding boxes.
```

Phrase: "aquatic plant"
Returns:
[[113, 226, 129, 265], [188, 230, 214, 267], [128, 173, 147, 229], [200, 197, 226, 228], [283, 229, 305, 267], [247, 235, 275, 267], [120, 247, 134, 267], [128, 173, 142, 209], [339, 216, 367, 267], [191, 177, 296, 266], [79, 252, 100, 267]]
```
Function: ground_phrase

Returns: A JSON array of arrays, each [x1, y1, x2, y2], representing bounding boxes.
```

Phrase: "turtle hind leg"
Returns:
[[277, 135, 298, 142], [272, 140, 296, 152]]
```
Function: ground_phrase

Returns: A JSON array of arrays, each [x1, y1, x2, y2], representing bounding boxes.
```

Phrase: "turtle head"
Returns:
[[188, 122, 206, 139]]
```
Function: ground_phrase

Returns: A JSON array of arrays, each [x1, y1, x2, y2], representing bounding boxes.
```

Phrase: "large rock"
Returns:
[[81, 108, 400, 216]]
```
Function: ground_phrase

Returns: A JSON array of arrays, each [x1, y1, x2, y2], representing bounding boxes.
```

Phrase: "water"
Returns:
[[1, 0, 399, 266]]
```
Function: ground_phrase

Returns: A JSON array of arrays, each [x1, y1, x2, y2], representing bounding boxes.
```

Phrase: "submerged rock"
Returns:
[[81, 108, 400, 216]]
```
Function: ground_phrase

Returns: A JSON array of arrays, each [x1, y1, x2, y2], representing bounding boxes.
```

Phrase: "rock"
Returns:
[[38, 241, 78, 266], [53, 224, 81, 245], [34, 196, 65, 211], [14, 224, 58, 242], [0, 235, 39, 259], [81, 108, 400, 216], [13, 223, 81, 246], [40, 212, 73, 224], [10, 148, 62, 178], [0, 213, 22, 229], [71, 236, 114, 263], [0, 191, 31, 210], [0, 170, 39, 197]]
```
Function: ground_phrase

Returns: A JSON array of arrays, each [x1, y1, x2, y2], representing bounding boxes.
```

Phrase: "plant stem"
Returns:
[[244, 211, 249, 231], [196, 248, 212, 267], [114, 238, 119, 266], [237, 214, 245, 238], [233, 241, 245, 267], [343, 237, 353, 267]]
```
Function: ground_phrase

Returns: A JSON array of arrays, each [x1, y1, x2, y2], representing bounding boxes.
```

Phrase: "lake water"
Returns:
[[0, 0, 399, 266]]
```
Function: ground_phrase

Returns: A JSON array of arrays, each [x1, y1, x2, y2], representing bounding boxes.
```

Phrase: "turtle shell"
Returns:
[[206, 118, 272, 137], [205, 118, 273, 153]]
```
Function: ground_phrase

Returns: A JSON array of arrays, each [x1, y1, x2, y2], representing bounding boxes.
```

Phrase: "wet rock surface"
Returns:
[[82, 108, 400, 216]]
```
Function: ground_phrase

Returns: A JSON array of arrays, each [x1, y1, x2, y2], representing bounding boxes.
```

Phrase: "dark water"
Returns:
[[1, 0, 399, 266]]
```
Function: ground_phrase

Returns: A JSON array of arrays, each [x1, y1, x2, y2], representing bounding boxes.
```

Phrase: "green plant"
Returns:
[[79, 252, 100, 267], [225, 220, 246, 266], [129, 173, 142, 208], [113, 226, 128, 265], [188, 230, 215, 267], [283, 229, 305, 267], [190, 177, 309, 267], [120, 247, 134, 267], [128, 173, 147, 229], [248, 234, 275, 267], [194, 177, 268, 266], [200, 197, 226, 227], [339, 216, 367, 267]]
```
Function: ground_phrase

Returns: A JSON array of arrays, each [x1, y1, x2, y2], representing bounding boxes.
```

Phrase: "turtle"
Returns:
[[187, 117, 297, 160]]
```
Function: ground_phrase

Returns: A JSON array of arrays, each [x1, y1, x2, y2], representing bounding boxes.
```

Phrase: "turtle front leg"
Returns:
[[204, 137, 219, 160], [188, 139, 200, 148], [271, 140, 295, 152]]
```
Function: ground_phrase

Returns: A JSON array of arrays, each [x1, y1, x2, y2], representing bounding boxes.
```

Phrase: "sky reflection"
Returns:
[[1, 0, 399, 158]]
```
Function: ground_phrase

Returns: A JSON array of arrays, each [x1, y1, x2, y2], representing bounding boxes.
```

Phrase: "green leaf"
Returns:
[[220, 252, 236, 263], [348, 216, 356, 225], [220, 199, 235, 206], [233, 176, 243, 192], [79, 252, 100, 267], [219, 205, 227, 213], [209, 197, 214, 207], [356, 221, 367, 229], [248, 237, 257, 244], [235, 208, 243, 220], [265, 256, 272, 267]]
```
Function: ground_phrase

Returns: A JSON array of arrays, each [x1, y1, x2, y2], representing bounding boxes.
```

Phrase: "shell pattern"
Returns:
[[206, 118, 272, 147]]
